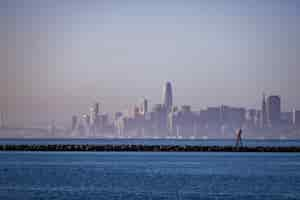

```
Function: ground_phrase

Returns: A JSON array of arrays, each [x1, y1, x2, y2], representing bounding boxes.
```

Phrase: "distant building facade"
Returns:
[[162, 82, 173, 112], [267, 95, 281, 126], [139, 98, 148, 115], [293, 109, 300, 127], [71, 115, 78, 132], [152, 104, 168, 136]]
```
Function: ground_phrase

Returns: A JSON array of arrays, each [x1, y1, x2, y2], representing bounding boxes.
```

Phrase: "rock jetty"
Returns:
[[0, 144, 300, 152]]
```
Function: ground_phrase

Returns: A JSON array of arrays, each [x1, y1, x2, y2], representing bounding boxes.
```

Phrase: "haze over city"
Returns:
[[2, 2, 300, 199], [1, 0, 300, 127]]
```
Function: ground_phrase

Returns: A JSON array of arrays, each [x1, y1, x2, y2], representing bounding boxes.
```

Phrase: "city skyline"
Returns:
[[0, 79, 295, 127], [67, 81, 299, 139], [1, 79, 300, 138], [1, 0, 300, 126]]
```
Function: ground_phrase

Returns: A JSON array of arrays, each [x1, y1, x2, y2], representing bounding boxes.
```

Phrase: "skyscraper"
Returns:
[[90, 102, 100, 123], [71, 115, 78, 132], [90, 102, 100, 135], [293, 109, 300, 127], [267, 95, 281, 125], [93, 102, 99, 115], [152, 104, 168, 136], [0, 112, 4, 128], [162, 82, 173, 112], [139, 98, 148, 115], [261, 93, 267, 128]]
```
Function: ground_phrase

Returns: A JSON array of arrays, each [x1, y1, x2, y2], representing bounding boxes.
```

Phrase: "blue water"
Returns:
[[0, 152, 300, 199], [1, 138, 300, 147]]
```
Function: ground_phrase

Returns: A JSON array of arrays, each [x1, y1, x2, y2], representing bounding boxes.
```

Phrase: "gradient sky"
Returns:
[[1, 0, 300, 126]]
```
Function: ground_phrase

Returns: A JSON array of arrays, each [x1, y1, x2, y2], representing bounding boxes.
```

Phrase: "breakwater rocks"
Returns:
[[0, 144, 300, 152]]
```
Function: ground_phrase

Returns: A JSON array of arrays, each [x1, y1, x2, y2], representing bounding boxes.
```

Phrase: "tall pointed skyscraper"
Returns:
[[162, 82, 173, 112], [261, 93, 267, 128]]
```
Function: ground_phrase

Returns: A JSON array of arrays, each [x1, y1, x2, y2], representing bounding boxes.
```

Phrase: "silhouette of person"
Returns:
[[235, 128, 243, 147]]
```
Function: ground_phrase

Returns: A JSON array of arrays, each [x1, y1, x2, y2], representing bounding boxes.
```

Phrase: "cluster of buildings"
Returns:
[[71, 103, 112, 136], [70, 82, 300, 138]]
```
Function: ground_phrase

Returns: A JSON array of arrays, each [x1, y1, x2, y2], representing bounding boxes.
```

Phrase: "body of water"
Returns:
[[1, 138, 300, 147], [0, 152, 300, 199]]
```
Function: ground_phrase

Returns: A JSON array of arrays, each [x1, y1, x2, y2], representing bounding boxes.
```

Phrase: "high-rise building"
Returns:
[[0, 112, 4, 128], [114, 112, 123, 120], [176, 105, 196, 138], [246, 109, 256, 128], [200, 107, 221, 134], [71, 115, 78, 132], [267, 95, 281, 125], [133, 106, 140, 118], [91, 102, 100, 121], [261, 94, 267, 128], [162, 82, 173, 112], [0, 112, 7, 128], [152, 104, 168, 136], [293, 109, 300, 127], [201, 107, 221, 123], [94, 102, 99, 114], [254, 110, 261, 128], [281, 112, 293, 125], [90, 102, 100, 134], [139, 98, 148, 115], [83, 114, 90, 125], [220, 106, 246, 129], [82, 114, 91, 135]]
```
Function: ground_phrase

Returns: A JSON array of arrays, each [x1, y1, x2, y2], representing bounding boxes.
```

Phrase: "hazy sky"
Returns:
[[1, 0, 300, 126]]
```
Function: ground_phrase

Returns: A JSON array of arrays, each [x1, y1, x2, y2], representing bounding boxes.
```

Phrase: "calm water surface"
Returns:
[[1, 138, 300, 147], [0, 152, 300, 200]]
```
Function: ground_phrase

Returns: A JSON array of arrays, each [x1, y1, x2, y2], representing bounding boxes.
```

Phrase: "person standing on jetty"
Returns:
[[235, 128, 243, 148]]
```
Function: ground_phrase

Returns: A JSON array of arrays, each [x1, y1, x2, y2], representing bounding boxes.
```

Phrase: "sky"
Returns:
[[1, 0, 300, 126]]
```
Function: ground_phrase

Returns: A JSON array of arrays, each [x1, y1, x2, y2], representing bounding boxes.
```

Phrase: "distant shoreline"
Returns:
[[1, 144, 300, 152], [1, 136, 300, 140]]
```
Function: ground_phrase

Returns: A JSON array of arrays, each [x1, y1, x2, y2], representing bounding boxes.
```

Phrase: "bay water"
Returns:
[[0, 151, 300, 199]]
